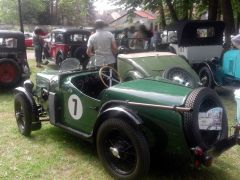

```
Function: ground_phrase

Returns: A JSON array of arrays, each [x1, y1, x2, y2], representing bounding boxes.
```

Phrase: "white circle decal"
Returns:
[[68, 94, 83, 120]]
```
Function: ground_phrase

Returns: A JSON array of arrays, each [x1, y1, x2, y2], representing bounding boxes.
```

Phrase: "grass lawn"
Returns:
[[0, 59, 240, 179]]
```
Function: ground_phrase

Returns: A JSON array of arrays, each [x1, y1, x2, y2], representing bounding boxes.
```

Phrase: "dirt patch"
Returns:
[[27, 49, 35, 60]]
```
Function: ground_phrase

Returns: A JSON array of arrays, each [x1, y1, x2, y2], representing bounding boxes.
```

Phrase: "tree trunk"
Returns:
[[236, 12, 240, 34], [221, 0, 235, 46], [50, 0, 54, 25], [165, 0, 178, 22], [182, 0, 189, 20], [159, 0, 166, 28], [208, 0, 218, 20], [188, 2, 193, 19], [217, 1, 221, 20]]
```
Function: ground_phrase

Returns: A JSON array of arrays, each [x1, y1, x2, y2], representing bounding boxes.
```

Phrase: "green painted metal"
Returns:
[[101, 79, 192, 156], [117, 54, 199, 82], [35, 69, 193, 157]]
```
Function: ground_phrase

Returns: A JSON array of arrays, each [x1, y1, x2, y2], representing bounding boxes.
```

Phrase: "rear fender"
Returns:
[[93, 106, 143, 140]]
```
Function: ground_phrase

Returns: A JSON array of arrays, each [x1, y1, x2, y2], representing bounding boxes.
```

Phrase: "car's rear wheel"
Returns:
[[0, 58, 21, 87], [14, 93, 32, 136], [183, 87, 228, 150], [97, 118, 150, 179], [199, 66, 215, 88], [163, 67, 197, 88]]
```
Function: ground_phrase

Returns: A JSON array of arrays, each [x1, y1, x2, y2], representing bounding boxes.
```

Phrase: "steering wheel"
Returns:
[[99, 66, 121, 87]]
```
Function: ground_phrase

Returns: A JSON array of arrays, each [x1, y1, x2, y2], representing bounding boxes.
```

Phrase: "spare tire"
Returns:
[[0, 58, 21, 87], [163, 66, 197, 88], [183, 87, 228, 150]]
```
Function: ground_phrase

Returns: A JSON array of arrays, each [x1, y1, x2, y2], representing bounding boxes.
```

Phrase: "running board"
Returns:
[[54, 123, 92, 141]]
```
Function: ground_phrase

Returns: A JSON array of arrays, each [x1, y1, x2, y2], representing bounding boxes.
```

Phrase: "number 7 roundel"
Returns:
[[68, 94, 83, 120]]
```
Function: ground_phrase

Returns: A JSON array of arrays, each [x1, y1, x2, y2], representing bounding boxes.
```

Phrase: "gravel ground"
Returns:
[[27, 49, 35, 60]]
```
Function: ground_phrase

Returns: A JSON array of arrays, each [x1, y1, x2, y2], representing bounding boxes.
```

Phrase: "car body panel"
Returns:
[[35, 69, 192, 155], [223, 50, 239, 78], [117, 51, 199, 84], [171, 44, 223, 64]]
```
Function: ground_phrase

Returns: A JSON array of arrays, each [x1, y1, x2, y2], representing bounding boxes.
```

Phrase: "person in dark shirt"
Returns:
[[33, 27, 44, 67]]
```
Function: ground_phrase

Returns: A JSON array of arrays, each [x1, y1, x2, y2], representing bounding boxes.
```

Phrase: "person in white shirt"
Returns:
[[86, 19, 118, 67]]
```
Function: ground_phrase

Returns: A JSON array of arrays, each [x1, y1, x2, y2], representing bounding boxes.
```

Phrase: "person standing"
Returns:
[[33, 26, 44, 67], [86, 19, 117, 67]]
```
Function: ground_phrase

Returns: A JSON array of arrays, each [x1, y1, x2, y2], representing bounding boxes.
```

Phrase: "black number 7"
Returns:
[[72, 98, 77, 115]]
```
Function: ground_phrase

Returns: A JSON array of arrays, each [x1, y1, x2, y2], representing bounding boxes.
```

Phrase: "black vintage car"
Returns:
[[0, 30, 30, 87]]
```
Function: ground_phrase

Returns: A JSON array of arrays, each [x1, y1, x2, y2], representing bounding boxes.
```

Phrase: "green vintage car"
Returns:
[[13, 59, 240, 179], [117, 51, 200, 88]]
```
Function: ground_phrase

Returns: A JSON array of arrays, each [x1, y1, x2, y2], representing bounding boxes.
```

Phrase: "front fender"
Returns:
[[125, 70, 144, 80], [200, 62, 220, 86], [14, 87, 39, 123]]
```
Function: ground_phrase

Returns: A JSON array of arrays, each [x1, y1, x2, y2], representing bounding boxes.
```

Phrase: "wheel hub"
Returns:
[[110, 147, 121, 159]]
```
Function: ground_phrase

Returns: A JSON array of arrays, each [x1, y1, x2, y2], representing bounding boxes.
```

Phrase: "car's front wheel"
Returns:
[[97, 118, 150, 179], [14, 93, 32, 136]]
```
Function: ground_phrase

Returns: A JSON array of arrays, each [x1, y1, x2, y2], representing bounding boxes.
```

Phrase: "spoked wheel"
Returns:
[[14, 93, 32, 136], [199, 66, 215, 88], [163, 67, 196, 88], [0, 59, 21, 87], [97, 118, 150, 179], [99, 66, 121, 87]]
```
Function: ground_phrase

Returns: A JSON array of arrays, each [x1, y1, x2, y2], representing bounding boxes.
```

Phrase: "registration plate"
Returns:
[[198, 107, 223, 130]]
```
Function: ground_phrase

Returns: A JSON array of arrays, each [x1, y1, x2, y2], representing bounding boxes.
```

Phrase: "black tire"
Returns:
[[0, 58, 21, 87], [14, 93, 32, 136], [56, 53, 64, 67], [183, 87, 228, 150], [97, 118, 150, 179], [73, 46, 89, 70], [163, 66, 197, 88], [199, 66, 215, 88]]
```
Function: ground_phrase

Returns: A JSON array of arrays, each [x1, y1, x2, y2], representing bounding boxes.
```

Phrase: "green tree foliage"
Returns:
[[21, 0, 45, 24], [0, 0, 94, 26], [0, 0, 18, 24]]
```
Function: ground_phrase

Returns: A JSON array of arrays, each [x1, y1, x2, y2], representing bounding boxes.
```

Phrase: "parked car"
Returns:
[[117, 51, 200, 88], [14, 58, 240, 179], [43, 28, 90, 67], [24, 32, 33, 47], [0, 30, 30, 87], [165, 20, 225, 68], [115, 34, 200, 88], [199, 46, 240, 88]]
